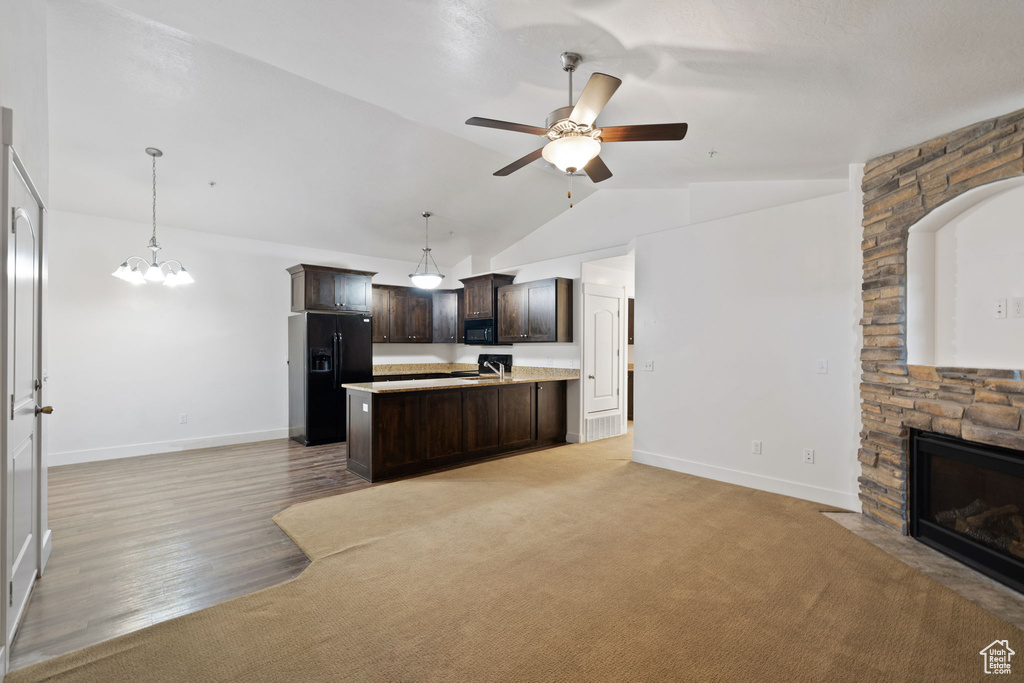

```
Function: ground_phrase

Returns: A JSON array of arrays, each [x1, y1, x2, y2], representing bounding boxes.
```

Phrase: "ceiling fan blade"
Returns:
[[583, 155, 612, 183], [493, 147, 545, 176], [466, 117, 549, 136], [569, 73, 622, 127], [599, 123, 689, 142]]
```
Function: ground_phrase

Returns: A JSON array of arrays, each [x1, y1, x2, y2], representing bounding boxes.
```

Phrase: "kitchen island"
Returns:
[[343, 370, 577, 482]]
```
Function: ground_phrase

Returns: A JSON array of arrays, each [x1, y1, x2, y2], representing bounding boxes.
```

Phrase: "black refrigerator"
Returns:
[[288, 312, 373, 446]]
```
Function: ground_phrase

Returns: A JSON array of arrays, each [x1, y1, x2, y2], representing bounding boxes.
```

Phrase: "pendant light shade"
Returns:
[[113, 148, 194, 287], [409, 211, 445, 290]]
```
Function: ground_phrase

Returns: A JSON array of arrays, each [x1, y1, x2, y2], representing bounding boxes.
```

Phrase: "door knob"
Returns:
[[35, 406, 53, 415], [588, 374, 595, 379]]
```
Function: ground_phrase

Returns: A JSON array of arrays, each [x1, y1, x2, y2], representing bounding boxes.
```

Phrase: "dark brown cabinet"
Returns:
[[346, 380, 568, 482], [460, 273, 515, 320], [464, 387, 500, 452], [372, 287, 390, 343], [628, 297, 635, 345], [432, 290, 459, 343], [373, 285, 463, 344], [388, 288, 432, 342], [496, 277, 573, 343], [287, 265, 375, 313], [499, 383, 535, 446], [537, 381, 567, 441]]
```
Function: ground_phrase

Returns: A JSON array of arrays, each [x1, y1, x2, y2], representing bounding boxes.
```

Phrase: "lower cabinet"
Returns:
[[346, 381, 567, 482], [537, 381, 567, 441]]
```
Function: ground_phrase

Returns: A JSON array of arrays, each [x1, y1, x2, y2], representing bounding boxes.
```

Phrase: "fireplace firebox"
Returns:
[[911, 430, 1024, 593]]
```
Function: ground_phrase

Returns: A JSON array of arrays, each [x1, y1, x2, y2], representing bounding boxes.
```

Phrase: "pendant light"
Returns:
[[112, 148, 194, 286], [408, 211, 444, 289]]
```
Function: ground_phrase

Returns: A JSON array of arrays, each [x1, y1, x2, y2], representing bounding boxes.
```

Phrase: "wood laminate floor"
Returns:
[[9, 439, 369, 670]]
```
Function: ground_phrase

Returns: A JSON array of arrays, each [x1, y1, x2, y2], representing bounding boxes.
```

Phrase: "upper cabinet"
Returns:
[[385, 287, 432, 342], [432, 290, 459, 343], [373, 285, 459, 344], [460, 273, 515, 320], [497, 277, 573, 343], [371, 287, 391, 343], [288, 265, 376, 313]]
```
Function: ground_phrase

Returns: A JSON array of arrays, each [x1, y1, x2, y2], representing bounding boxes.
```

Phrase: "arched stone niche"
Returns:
[[859, 109, 1024, 532]]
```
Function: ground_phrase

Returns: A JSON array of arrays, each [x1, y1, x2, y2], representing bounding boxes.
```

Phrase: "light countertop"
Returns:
[[345, 369, 579, 394]]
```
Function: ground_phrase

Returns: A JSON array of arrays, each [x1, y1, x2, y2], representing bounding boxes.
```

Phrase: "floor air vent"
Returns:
[[586, 413, 622, 441]]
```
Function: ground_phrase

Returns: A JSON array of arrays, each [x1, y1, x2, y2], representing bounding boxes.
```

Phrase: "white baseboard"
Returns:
[[632, 449, 860, 511], [39, 530, 52, 575], [48, 428, 290, 467]]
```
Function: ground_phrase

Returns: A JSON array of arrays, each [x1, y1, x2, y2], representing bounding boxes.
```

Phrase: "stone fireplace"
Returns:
[[859, 106, 1024, 533]]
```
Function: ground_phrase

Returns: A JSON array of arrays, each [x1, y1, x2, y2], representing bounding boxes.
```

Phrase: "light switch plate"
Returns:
[[642, 361, 654, 372], [995, 298, 1008, 319]]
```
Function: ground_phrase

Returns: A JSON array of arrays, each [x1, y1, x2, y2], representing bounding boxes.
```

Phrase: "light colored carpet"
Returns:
[[10, 434, 1021, 682]]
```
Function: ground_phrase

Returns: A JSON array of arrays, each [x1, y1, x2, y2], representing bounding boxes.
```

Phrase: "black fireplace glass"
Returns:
[[911, 430, 1024, 594], [928, 453, 1024, 563]]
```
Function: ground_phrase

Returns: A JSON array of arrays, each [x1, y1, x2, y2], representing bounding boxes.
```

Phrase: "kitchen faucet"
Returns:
[[483, 360, 505, 382]]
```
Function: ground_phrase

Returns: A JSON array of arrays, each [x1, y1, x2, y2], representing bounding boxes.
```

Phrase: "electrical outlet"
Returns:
[[995, 298, 1008, 319], [178, 413, 188, 424], [1014, 297, 1024, 318], [816, 359, 829, 374], [752, 440, 762, 455], [803, 448, 815, 464], [643, 360, 654, 372]]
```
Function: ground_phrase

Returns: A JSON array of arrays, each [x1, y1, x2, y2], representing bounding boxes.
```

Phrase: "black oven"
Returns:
[[464, 319, 504, 345]]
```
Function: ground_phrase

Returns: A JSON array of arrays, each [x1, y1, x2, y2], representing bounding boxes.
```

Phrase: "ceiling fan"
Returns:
[[466, 52, 688, 198]]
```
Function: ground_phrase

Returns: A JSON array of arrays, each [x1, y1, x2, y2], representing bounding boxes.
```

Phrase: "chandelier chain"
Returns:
[[151, 153, 158, 242]]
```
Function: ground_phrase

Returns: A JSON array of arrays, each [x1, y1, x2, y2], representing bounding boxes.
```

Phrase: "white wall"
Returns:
[[490, 190, 688, 271], [47, 210, 432, 465], [909, 184, 1024, 369], [0, 0, 49, 201], [688, 179, 848, 225], [631, 188, 862, 510]]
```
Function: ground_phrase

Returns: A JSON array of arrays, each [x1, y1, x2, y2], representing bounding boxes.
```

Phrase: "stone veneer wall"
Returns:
[[859, 106, 1024, 532]]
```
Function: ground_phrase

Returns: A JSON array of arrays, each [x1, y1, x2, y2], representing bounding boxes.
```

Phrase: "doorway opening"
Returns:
[[580, 254, 634, 441]]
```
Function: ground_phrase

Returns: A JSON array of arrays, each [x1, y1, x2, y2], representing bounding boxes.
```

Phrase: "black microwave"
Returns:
[[464, 319, 507, 345]]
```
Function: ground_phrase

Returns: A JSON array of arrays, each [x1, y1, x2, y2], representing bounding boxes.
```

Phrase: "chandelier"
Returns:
[[112, 148, 194, 286], [408, 211, 445, 289]]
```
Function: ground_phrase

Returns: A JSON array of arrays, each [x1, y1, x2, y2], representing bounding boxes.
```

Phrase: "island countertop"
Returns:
[[343, 369, 579, 394]]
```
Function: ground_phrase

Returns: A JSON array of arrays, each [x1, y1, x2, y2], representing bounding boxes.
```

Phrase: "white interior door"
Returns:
[[2, 110, 47, 652], [583, 287, 621, 414], [7, 171, 40, 641]]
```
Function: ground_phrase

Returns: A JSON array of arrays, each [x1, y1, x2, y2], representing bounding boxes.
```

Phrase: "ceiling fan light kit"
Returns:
[[466, 51, 689, 206], [112, 148, 194, 287], [408, 211, 445, 290]]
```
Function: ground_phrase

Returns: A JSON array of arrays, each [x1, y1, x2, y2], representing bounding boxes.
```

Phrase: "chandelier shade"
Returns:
[[112, 148, 194, 287]]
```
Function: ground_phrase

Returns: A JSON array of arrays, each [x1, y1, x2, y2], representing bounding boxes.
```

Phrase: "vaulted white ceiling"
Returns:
[[47, 0, 1024, 264]]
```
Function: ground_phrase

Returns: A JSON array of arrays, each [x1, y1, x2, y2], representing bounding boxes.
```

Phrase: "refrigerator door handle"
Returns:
[[333, 332, 340, 390], [336, 333, 344, 388]]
